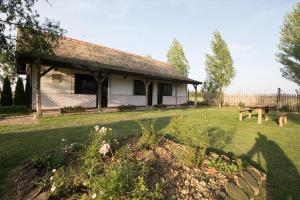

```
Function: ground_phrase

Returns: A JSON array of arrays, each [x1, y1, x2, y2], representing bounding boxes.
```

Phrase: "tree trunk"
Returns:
[[219, 88, 224, 108]]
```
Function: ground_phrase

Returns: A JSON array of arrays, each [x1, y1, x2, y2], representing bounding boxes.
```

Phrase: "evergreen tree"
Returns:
[[205, 31, 235, 106], [25, 76, 31, 108], [276, 3, 300, 86], [167, 39, 190, 76], [1, 76, 13, 106], [14, 77, 25, 105]]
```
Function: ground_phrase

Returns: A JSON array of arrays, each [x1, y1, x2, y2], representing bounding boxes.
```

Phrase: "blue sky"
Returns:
[[36, 0, 299, 93]]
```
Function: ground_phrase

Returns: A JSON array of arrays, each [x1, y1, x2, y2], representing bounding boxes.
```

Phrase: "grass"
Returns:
[[0, 107, 299, 199]]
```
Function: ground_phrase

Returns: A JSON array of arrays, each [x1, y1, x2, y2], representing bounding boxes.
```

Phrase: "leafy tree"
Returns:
[[201, 78, 219, 94], [14, 77, 25, 105], [1, 76, 13, 106], [0, 52, 17, 85], [167, 39, 190, 76], [276, 3, 300, 86], [25, 76, 31, 108], [205, 31, 235, 106]]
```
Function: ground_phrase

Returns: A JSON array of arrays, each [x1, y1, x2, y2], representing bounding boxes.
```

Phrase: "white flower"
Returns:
[[61, 138, 66, 142], [94, 125, 99, 131], [50, 176, 53, 181], [52, 169, 57, 173], [51, 185, 56, 192], [92, 193, 97, 199], [128, 144, 131, 149], [99, 143, 111, 156], [83, 181, 87, 186], [99, 126, 107, 133], [109, 128, 112, 131]]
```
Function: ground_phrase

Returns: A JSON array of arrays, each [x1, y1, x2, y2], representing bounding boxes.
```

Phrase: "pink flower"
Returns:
[[99, 143, 111, 156]]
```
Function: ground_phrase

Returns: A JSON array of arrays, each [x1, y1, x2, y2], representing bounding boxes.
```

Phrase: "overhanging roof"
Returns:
[[17, 37, 202, 84]]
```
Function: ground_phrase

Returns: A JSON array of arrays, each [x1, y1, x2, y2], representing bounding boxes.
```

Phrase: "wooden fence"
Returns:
[[205, 93, 300, 112]]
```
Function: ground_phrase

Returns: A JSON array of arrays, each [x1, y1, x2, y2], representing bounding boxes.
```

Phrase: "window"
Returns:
[[133, 80, 145, 95], [75, 73, 97, 94], [162, 83, 172, 96]]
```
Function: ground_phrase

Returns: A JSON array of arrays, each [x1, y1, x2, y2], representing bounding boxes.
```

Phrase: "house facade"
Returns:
[[17, 37, 201, 111]]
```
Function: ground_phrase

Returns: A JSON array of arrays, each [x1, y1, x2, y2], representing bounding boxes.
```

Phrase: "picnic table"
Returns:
[[248, 104, 276, 124]]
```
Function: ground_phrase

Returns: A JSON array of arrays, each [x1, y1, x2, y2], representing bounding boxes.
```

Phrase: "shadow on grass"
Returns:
[[0, 116, 172, 197], [243, 132, 300, 199]]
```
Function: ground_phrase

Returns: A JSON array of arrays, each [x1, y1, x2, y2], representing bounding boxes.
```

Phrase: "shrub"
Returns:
[[60, 106, 86, 114], [153, 104, 167, 109], [208, 159, 238, 173], [25, 76, 31, 108], [81, 126, 117, 178], [238, 102, 245, 108], [14, 77, 25, 105], [281, 104, 290, 112], [49, 167, 85, 198], [137, 119, 162, 149], [34, 151, 65, 173], [118, 104, 136, 111], [1, 76, 13, 106], [89, 158, 152, 199]]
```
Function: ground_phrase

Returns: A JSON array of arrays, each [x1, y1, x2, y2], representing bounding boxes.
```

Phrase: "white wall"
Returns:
[[31, 67, 188, 109]]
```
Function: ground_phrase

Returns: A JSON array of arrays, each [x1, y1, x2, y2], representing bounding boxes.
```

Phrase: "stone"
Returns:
[[32, 191, 50, 200], [240, 170, 260, 195], [216, 191, 231, 200], [235, 176, 254, 199], [247, 166, 266, 181], [24, 186, 43, 200], [200, 181, 207, 187], [225, 182, 249, 200]]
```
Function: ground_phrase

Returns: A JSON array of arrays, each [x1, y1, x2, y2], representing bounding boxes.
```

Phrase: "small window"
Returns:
[[75, 73, 97, 94], [52, 74, 62, 83], [162, 83, 172, 96], [134, 80, 145, 95]]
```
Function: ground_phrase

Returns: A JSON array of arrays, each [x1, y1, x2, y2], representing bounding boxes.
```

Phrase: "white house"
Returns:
[[17, 36, 201, 111]]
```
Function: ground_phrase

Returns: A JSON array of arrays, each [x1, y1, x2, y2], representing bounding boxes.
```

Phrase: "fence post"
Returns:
[[277, 88, 281, 110]]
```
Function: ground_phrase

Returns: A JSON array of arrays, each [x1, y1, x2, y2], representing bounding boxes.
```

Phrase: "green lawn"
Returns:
[[0, 107, 299, 199]]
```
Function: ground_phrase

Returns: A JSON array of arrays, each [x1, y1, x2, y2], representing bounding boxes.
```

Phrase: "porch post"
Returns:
[[193, 84, 198, 106], [175, 82, 178, 107], [35, 59, 42, 119], [143, 79, 151, 106], [97, 80, 102, 110]]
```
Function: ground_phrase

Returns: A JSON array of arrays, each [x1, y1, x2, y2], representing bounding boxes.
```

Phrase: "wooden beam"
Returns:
[[34, 59, 42, 119], [143, 79, 152, 106], [41, 66, 54, 77], [175, 82, 178, 107]]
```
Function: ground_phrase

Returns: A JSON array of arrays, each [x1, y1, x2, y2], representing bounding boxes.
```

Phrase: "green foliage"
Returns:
[[205, 31, 235, 106], [25, 76, 31, 108], [89, 158, 152, 200], [201, 78, 219, 94], [208, 159, 238, 173], [277, 3, 300, 86], [81, 126, 117, 178], [0, 76, 13, 106], [50, 167, 84, 198], [14, 77, 25, 105], [118, 104, 137, 111], [34, 151, 64, 173], [238, 102, 245, 108], [0, 53, 17, 84], [138, 119, 162, 149], [167, 39, 190, 76]]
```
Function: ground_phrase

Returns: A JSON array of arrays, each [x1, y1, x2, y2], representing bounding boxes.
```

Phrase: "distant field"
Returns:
[[0, 107, 299, 199]]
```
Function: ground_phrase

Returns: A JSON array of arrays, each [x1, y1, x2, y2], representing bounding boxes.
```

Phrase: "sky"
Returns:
[[35, 0, 299, 94]]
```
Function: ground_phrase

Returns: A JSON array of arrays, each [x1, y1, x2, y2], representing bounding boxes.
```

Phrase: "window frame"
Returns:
[[133, 80, 146, 95], [74, 73, 97, 94]]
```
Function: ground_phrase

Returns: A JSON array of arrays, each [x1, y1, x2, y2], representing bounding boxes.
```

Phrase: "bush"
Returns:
[[238, 102, 245, 108], [153, 104, 167, 109], [89, 158, 152, 199], [1, 76, 13, 106], [34, 151, 65, 173], [0, 106, 28, 115], [281, 104, 290, 112], [25, 76, 31, 108], [118, 104, 136, 111], [14, 77, 25, 105], [60, 106, 86, 114], [138, 119, 162, 149]]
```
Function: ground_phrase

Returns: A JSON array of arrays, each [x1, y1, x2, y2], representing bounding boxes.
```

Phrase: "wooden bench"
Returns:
[[278, 112, 288, 127], [239, 109, 253, 121]]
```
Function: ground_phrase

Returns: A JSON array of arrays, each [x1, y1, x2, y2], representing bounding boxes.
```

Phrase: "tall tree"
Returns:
[[167, 39, 190, 76], [205, 31, 235, 107], [276, 3, 300, 86], [14, 77, 25, 105], [1, 76, 13, 106]]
